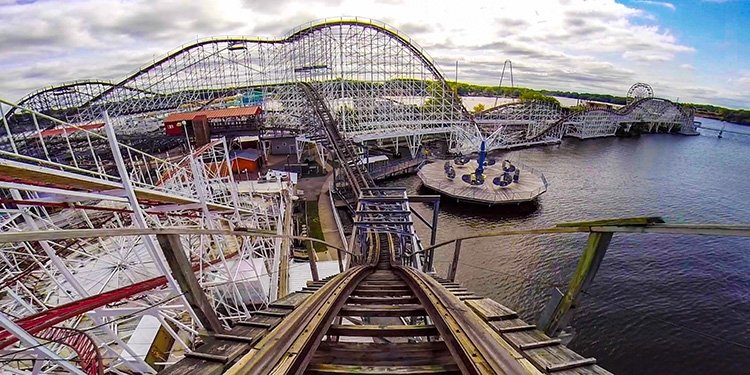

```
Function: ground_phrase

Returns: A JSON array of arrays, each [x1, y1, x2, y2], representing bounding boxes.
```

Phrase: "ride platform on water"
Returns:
[[418, 141, 548, 205]]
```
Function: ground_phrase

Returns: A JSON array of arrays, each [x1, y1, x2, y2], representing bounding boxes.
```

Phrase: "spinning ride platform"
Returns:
[[418, 157, 548, 205]]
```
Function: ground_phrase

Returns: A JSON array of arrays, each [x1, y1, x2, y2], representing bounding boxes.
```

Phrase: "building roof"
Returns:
[[163, 106, 262, 123], [39, 123, 104, 137], [356, 154, 389, 165], [234, 135, 260, 142], [229, 149, 262, 161]]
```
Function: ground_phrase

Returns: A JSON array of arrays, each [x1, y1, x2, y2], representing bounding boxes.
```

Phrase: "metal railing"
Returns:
[[0, 99, 253, 208]]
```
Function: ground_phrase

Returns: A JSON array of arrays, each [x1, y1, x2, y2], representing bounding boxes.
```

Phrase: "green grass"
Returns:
[[305, 200, 328, 253]]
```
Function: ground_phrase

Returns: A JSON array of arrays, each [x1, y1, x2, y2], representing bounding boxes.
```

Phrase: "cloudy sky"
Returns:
[[1, 0, 748, 108]]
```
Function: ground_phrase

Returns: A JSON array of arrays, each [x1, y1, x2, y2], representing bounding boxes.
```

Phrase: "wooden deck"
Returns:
[[160, 290, 318, 375], [429, 274, 612, 375], [418, 159, 547, 205]]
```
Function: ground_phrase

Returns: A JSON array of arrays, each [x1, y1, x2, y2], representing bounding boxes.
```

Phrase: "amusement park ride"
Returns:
[[418, 141, 548, 205], [0, 18, 727, 375]]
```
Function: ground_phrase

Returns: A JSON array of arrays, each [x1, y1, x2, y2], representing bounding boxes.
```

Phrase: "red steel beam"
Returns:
[[0, 249, 240, 349], [0, 275, 169, 348]]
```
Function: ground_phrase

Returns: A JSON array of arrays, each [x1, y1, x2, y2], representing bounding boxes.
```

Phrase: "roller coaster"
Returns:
[[475, 92, 696, 148], [0, 77, 616, 374], [4, 20, 695, 156], [0, 18, 717, 374]]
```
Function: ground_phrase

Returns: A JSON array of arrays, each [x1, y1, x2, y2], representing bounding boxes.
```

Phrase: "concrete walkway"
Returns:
[[316, 174, 346, 261], [293, 173, 346, 262]]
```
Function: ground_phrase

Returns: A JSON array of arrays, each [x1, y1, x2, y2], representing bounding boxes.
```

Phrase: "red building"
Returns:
[[164, 107, 262, 136], [228, 149, 262, 174]]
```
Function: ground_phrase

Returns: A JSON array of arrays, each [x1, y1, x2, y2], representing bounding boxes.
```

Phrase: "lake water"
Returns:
[[385, 118, 750, 374]]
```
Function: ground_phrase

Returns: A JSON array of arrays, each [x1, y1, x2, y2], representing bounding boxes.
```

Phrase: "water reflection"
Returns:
[[383, 126, 750, 375]]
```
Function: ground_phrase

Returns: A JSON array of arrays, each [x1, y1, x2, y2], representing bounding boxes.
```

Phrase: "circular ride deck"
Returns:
[[418, 159, 548, 205]]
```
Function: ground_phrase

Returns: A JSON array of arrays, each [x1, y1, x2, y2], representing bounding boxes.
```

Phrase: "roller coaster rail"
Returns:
[[1, 218, 747, 373]]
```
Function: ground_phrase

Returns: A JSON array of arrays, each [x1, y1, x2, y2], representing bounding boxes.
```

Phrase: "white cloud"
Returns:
[[623, 51, 673, 62], [680, 64, 695, 70], [635, 0, 676, 11], [0, 0, 742, 107]]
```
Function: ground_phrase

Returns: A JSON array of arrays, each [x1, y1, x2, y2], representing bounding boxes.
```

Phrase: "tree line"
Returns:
[[446, 81, 750, 126]]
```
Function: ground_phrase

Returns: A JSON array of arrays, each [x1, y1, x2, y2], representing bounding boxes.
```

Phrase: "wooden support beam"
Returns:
[[306, 363, 459, 374], [347, 296, 419, 304], [327, 324, 438, 337], [427, 198, 440, 271], [339, 304, 426, 317], [556, 216, 664, 227], [183, 351, 229, 363], [306, 240, 319, 282], [497, 324, 537, 333], [156, 234, 225, 334], [447, 239, 462, 282], [235, 321, 273, 329], [211, 333, 256, 344], [518, 338, 561, 350], [540, 232, 613, 336], [546, 358, 598, 372], [253, 310, 288, 318]]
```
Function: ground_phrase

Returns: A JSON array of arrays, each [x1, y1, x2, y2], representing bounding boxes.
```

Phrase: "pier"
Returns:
[[694, 122, 750, 137]]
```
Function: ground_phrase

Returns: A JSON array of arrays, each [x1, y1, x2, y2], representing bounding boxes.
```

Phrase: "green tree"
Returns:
[[519, 91, 561, 106], [472, 103, 486, 113]]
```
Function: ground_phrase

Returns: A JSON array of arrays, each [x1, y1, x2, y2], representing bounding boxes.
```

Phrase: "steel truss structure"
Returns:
[[476, 100, 566, 148], [6, 20, 696, 155], [564, 97, 695, 138], [0, 97, 287, 374], [17, 19, 482, 156], [476, 96, 696, 144]]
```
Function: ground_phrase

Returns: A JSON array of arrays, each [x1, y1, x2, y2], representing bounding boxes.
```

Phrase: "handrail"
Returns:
[[0, 227, 353, 255], [421, 222, 750, 254], [425, 217, 750, 337], [328, 181, 349, 267]]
